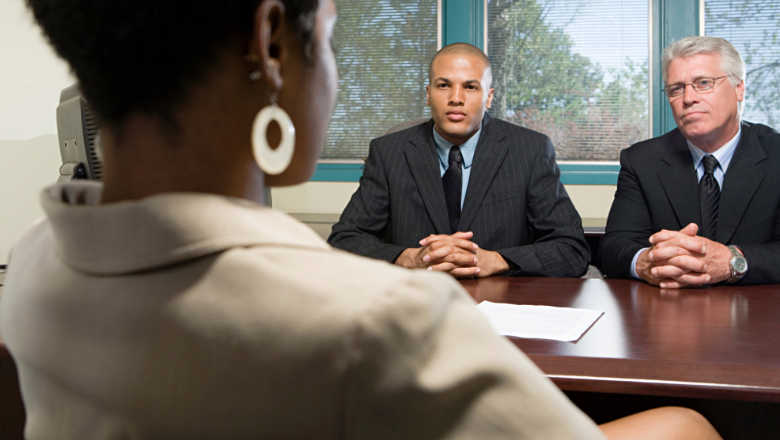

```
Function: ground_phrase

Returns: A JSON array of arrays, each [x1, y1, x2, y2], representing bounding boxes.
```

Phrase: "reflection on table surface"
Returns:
[[458, 277, 780, 401]]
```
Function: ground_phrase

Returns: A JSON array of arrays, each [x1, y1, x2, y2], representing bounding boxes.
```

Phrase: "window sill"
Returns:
[[310, 161, 619, 185]]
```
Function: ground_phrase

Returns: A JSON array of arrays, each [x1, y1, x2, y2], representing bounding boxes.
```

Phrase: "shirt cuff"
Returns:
[[630, 247, 649, 280]]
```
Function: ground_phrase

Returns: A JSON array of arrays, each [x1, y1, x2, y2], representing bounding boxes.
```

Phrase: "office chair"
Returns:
[[581, 265, 603, 279], [383, 117, 430, 136]]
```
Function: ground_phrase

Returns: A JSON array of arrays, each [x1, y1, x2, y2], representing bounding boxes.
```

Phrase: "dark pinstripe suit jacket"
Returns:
[[328, 114, 590, 277]]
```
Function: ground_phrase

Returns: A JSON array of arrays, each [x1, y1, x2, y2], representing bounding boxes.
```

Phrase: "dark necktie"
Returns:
[[699, 155, 720, 241], [442, 146, 463, 234]]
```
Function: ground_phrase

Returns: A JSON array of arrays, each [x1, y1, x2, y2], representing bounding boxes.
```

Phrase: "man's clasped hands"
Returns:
[[395, 231, 511, 278], [636, 223, 735, 288]]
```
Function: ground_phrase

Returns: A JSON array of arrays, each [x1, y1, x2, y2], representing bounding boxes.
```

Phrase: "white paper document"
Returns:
[[476, 301, 604, 342]]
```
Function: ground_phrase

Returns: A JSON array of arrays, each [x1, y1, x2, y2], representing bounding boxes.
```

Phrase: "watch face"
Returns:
[[734, 257, 748, 272]]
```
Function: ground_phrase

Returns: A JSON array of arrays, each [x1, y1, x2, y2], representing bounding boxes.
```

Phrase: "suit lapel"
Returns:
[[717, 123, 767, 244], [657, 130, 701, 229], [458, 114, 509, 232], [405, 121, 450, 234]]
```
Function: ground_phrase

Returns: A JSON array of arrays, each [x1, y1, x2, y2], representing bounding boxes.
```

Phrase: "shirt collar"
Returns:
[[432, 125, 481, 169], [686, 125, 742, 170]]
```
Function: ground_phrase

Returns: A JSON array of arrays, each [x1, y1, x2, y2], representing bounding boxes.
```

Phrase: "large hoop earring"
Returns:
[[251, 101, 295, 175]]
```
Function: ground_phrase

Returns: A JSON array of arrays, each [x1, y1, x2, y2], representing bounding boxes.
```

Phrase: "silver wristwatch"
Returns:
[[727, 245, 748, 283]]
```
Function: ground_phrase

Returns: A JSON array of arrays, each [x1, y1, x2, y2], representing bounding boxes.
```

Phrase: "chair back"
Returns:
[[383, 117, 430, 135]]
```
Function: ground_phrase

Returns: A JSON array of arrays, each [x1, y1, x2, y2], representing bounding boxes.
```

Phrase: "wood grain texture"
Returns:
[[0, 348, 24, 440], [460, 277, 780, 402]]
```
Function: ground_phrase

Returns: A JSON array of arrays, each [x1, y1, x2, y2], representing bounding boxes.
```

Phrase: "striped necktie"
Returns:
[[699, 155, 720, 240], [442, 146, 463, 234]]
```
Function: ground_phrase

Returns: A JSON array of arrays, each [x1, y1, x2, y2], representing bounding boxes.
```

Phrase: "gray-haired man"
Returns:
[[602, 36, 780, 287]]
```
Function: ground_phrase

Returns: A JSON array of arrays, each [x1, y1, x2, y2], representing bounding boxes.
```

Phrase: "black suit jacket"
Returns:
[[328, 114, 589, 277], [602, 121, 780, 284]]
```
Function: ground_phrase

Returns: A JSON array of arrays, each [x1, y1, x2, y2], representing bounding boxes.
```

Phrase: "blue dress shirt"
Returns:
[[433, 125, 481, 209], [630, 126, 742, 279]]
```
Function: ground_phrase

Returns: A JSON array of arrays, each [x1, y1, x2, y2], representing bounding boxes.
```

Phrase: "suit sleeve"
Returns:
[[600, 148, 655, 279], [327, 140, 407, 263], [344, 272, 606, 440], [739, 243, 780, 285], [497, 138, 590, 278], [736, 208, 780, 285], [728, 127, 780, 285]]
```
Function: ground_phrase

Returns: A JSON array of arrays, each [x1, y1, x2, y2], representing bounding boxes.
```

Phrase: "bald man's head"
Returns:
[[428, 43, 492, 89]]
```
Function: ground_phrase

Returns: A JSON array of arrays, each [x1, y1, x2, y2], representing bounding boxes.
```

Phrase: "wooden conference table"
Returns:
[[461, 276, 780, 438], [460, 276, 780, 403]]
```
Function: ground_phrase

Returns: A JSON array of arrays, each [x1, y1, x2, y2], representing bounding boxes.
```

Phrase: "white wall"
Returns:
[[0, 1, 75, 141], [0, 136, 62, 262], [566, 185, 616, 226], [273, 182, 615, 226], [0, 2, 74, 264]]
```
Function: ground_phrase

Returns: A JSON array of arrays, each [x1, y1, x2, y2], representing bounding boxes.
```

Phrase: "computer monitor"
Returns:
[[56, 84, 102, 182]]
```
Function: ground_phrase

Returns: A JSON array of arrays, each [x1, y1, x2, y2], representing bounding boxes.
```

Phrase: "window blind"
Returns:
[[487, 0, 649, 161], [705, 0, 780, 128], [322, 0, 438, 159]]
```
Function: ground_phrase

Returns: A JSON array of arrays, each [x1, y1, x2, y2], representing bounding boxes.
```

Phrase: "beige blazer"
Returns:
[[0, 182, 604, 440]]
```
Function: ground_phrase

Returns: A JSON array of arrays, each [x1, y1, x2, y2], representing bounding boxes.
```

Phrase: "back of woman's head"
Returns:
[[26, 0, 319, 127]]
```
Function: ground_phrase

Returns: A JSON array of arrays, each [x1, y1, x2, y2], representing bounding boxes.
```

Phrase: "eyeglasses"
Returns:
[[663, 76, 728, 97]]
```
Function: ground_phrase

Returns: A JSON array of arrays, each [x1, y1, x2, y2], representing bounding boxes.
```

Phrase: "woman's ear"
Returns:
[[251, 0, 287, 94]]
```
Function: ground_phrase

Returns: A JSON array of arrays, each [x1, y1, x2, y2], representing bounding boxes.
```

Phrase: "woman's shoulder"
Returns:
[[172, 242, 474, 360], [216, 242, 469, 314]]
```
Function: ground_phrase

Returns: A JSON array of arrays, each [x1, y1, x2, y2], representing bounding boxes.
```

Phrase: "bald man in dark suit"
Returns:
[[328, 43, 589, 278]]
